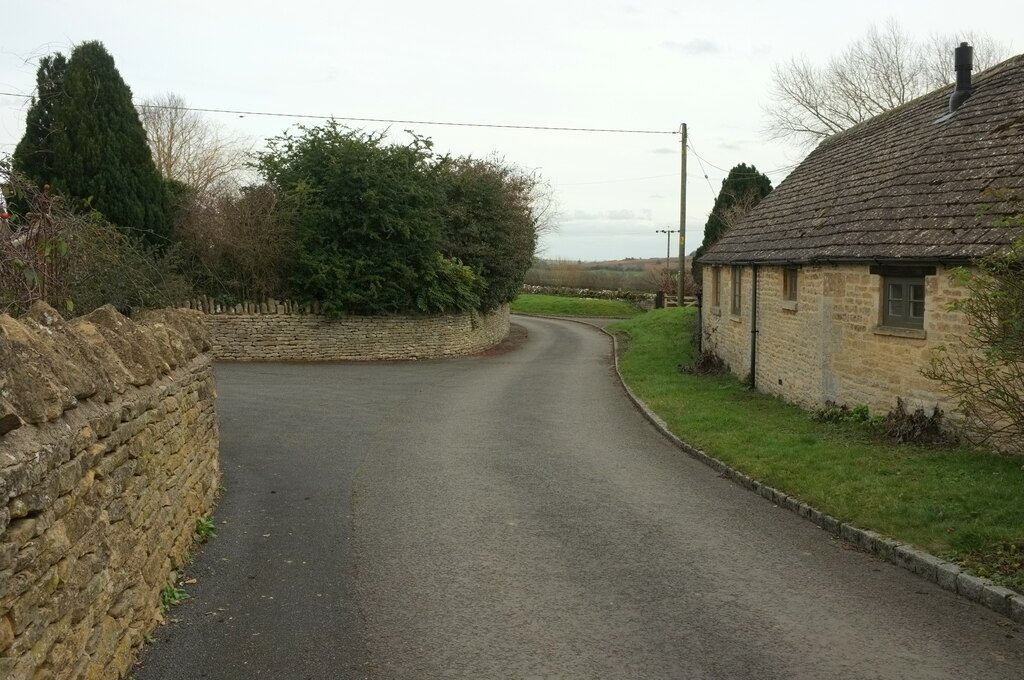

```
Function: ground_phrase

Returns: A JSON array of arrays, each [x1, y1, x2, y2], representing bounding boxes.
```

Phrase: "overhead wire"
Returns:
[[557, 173, 679, 187], [685, 135, 799, 177], [686, 138, 719, 199], [1, 89, 800, 193], [0, 91, 678, 135]]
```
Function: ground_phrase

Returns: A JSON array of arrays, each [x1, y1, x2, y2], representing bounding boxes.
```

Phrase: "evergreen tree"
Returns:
[[13, 53, 67, 185], [13, 41, 170, 245], [692, 163, 773, 281]]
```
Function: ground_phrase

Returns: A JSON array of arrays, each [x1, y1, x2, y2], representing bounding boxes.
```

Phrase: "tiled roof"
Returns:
[[701, 54, 1024, 265]]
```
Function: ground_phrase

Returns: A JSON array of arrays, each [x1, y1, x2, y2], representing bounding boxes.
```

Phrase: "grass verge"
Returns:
[[609, 307, 1024, 593], [510, 293, 643, 317]]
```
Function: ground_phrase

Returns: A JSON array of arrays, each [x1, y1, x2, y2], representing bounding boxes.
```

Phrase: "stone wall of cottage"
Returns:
[[702, 264, 968, 416], [0, 303, 219, 680], [194, 298, 511, 361]]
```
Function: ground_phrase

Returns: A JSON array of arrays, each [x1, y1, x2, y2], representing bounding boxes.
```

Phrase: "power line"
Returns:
[[685, 136, 798, 176], [686, 140, 719, 198], [557, 173, 678, 187], [0, 91, 678, 135]]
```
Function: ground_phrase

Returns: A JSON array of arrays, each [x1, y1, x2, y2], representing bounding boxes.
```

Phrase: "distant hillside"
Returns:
[[582, 256, 691, 270], [526, 256, 696, 293]]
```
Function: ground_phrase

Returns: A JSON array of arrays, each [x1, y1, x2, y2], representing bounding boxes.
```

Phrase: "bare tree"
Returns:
[[765, 20, 1011, 148], [922, 31, 1011, 89], [137, 93, 252, 198], [173, 183, 294, 301]]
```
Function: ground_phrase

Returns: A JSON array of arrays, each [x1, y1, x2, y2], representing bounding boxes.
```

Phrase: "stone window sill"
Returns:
[[873, 325, 926, 340], [780, 300, 798, 311], [710, 306, 721, 316], [729, 313, 742, 322]]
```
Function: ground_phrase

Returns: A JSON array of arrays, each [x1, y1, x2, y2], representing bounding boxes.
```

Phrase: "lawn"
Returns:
[[510, 293, 643, 318], [609, 307, 1024, 592]]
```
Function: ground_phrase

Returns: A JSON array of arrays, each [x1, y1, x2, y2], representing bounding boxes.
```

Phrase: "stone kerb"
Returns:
[[186, 297, 511, 361], [0, 302, 220, 680]]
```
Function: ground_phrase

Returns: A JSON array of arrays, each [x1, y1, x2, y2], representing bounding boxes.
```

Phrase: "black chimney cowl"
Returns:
[[949, 42, 974, 113]]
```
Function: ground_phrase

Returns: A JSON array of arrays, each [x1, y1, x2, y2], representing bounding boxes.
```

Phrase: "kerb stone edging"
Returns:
[[529, 314, 1024, 625]]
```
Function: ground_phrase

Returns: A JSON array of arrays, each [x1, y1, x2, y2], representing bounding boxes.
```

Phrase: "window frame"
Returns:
[[881, 275, 926, 329], [783, 267, 798, 302], [730, 266, 742, 315], [712, 267, 721, 307]]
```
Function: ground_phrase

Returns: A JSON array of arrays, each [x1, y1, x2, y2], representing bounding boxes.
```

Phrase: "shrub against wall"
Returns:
[[439, 156, 540, 311], [255, 122, 482, 316], [171, 184, 292, 303], [927, 233, 1024, 451], [0, 168, 192, 317]]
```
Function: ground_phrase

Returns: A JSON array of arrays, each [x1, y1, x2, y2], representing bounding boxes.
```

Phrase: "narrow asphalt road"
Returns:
[[137, 315, 1024, 680]]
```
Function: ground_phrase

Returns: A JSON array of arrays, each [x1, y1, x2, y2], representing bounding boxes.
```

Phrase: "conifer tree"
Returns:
[[13, 53, 67, 185], [14, 41, 170, 244], [692, 163, 773, 281]]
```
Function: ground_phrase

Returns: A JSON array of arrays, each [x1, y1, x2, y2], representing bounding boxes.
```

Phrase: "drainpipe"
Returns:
[[749, 265, 759, 389], [695, 290, 703, 355]]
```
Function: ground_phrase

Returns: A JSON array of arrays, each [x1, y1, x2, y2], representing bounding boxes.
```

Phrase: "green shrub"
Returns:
[[256, 123, 481, 315], [438, 156, 540, 311]]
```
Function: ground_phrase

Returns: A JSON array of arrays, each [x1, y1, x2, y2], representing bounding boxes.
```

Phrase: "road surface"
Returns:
[[137, 315, 1024, 679]]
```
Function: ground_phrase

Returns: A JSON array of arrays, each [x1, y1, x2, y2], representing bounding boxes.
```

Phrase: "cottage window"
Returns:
[[783, 268, 798, 302], [882, 276, 925, 329], [731, 266, 742, 315], [712, 267, 722, 307]]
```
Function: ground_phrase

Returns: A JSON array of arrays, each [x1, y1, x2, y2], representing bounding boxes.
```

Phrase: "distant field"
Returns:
[[583, 257, 677, 270], [524, 257, 695, 293], [510, 294, 644, 318]]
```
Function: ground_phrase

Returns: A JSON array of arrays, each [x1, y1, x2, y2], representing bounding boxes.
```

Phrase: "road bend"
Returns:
[[137, 315, 1024, 680]]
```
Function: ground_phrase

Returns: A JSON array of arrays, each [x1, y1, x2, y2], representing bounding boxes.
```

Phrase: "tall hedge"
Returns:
[[255, 122, 482, 316], [14, 41, 170, 245], [438, 156, 539, 311]]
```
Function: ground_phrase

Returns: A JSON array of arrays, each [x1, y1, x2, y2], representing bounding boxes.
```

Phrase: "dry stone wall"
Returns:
[[192, 298, 511, 361], [0, 303, 219, 680]]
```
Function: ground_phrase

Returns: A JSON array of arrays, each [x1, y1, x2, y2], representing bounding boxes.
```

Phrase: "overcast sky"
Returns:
[[1, 1, 1020, 260]]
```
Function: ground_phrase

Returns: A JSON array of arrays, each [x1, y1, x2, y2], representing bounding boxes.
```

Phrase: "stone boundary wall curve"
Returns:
[[191, 298, 511, 361], [0, 303, 219, 680]]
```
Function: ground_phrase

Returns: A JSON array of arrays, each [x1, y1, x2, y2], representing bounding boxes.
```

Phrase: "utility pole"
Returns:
[[655, 228, 676, 265], [678, 123, 687, 306], [655, 229, 677, 299]]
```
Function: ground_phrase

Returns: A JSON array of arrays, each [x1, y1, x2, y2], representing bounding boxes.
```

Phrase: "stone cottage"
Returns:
[[697, 48, 1024, 416]]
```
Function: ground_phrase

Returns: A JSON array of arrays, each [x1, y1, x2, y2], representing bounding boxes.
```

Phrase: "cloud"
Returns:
[[663, 39, 720, 56], [651, 147, 675, 155]]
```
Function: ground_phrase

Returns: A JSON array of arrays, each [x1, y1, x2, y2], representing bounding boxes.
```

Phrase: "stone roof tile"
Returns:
[[702, 54, 1024, 265]]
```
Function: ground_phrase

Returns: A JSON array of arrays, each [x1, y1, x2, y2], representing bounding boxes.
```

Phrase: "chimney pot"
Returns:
[[949, 42, 974, 113]]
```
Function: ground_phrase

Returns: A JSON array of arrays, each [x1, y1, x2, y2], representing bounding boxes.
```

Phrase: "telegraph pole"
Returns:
[[655, 228, 676, 266], [678, 123, 687, 305], [655, 229, 677, 300]]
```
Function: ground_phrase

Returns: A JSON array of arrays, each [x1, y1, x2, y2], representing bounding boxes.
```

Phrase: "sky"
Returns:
[[1, 1, 1021, 261]]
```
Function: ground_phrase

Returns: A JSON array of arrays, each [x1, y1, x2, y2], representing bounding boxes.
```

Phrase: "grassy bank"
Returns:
[[609, 307, 1024, 592], [510, 294, 643, 318]]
